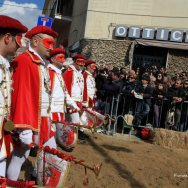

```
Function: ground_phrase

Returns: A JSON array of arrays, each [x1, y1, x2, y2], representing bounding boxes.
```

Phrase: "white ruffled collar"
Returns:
[[47, 64, 62, 74]]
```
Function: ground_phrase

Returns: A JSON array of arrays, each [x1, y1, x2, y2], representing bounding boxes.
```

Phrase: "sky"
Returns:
[[0, 0, 46, 29]]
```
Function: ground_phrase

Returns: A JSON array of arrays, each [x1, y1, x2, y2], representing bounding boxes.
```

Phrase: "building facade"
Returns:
[[43, 0, 188, 74]]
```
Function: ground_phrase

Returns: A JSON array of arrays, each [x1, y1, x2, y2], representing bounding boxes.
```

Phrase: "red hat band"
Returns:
[[75, 58, 85, 66]]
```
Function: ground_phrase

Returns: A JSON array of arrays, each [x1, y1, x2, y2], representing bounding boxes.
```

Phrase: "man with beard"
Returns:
[[7, 26, 58, 181]]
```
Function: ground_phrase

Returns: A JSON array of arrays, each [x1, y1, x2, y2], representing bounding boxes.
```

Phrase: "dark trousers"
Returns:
[[154, 104, 161, 128], [174, 108, 181, 130], [134, 101, 150, 125]]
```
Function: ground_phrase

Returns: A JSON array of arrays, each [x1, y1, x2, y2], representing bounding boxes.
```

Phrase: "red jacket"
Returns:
[[62, 67, 73, 97]]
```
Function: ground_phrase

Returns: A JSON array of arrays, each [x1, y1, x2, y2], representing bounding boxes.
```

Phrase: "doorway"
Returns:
[[132, 45, 168, 78]]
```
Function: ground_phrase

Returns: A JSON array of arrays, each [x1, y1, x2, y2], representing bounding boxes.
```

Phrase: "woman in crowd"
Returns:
[[153, 83, 166, 128]]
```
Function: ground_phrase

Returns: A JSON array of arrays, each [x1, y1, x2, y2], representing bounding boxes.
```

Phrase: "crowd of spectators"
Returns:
[[94, 65, 188, 132]]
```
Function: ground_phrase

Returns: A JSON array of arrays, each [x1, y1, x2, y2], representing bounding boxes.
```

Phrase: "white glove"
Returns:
[[19, 129, 33, 145]]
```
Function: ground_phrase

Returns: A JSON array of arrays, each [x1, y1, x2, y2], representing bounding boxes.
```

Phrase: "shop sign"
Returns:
[[115, 25, 186, 43]]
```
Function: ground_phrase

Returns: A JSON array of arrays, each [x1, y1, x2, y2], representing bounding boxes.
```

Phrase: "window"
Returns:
[[57, 0, 74, 17]]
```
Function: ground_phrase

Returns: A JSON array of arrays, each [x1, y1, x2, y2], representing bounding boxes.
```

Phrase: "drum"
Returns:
[[80, 108, 106, 128], [37, 149, 70, 187], [56, 123, 77, 150], [80, 111, 95, 127]]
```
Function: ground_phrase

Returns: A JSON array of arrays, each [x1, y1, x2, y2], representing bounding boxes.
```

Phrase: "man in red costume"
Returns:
[[63, 54, 87, 140], [0, 15, 27, 177], [7, 26, 58, 181], [83, 60, 97, 108], [48, 48, 80, 150], [81, 60, 108, 130]]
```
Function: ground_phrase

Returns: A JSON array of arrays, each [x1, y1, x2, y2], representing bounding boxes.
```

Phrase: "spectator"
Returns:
[[133, 74, 153, 126], [155, 73, 163, 85], [103, 69, 121, 95], [166, 78, 185, 130], [120, 67, 127, 84], [153, 83, 166, 128], [121, 71, 138, 114], [183, 80, 188, 100], [180, 71, 187, 83], [149, 72, 156, 88], [162, 73, 168, 85], [159, 66, 166, 74], [122, 71, 138, 94], [179, 80, 188, 131]]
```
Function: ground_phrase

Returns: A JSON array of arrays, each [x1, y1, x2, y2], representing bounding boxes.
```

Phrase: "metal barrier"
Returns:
[[96, 92, 188, 135]]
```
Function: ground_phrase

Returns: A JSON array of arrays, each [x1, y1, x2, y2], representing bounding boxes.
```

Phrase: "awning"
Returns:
[[134, 39, 188, 50]]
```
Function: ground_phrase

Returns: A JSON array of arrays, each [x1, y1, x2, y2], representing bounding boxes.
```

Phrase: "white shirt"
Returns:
[[48, 64, 78, 113], [69, 65, 84, 102]]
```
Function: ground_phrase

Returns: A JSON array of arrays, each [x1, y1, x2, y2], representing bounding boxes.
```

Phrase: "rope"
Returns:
[[0, 177, 35, 188], [43, 146, 80, 162]]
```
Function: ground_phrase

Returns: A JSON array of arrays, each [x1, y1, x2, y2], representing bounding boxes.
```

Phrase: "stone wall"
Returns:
[[167, 49, 188, 75], [80, 38, 188, 75], [80, 39, 132, 70]]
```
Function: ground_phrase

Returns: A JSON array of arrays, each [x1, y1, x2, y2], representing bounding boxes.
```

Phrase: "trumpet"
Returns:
[[43, 146, 102, 177]]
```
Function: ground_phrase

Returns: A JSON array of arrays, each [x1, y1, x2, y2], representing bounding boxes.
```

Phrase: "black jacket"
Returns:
[[121, 80, 139, 94], [135, 83, 154, 106], [167, 86, 185, 108], [153, 88, 166, 106]]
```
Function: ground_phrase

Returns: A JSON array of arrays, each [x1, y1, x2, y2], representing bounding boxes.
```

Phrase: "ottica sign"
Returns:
[[115, 25, 186, 43]]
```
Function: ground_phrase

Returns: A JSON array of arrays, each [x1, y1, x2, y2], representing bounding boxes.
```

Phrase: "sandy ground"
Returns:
[[21, 132, 188, 188]]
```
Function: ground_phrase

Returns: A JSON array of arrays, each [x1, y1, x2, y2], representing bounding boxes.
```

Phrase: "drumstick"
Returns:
[[83, 108, 116, 122], [53, 120, 95, 132]]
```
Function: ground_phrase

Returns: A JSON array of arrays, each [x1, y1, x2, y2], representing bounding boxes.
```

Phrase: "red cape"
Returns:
[[10, 50, 42, 132], [62, 67, 73, 96], [83, 71, 88, 103], [48, 67, 55, 91]]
